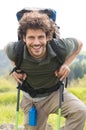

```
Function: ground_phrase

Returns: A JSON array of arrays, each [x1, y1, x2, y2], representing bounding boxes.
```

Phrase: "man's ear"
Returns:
[[46, 37, 50, 42], [23, 36, 26, 43]]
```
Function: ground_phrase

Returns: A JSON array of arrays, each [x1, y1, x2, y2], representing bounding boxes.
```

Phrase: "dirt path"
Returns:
[[0, 124, 23, 130], [0, 123, 53, 130]]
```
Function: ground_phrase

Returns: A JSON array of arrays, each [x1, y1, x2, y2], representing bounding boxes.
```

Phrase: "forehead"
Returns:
[[26, 29, 46, 36]]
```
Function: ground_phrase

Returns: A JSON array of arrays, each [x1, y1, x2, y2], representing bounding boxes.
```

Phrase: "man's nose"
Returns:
[[34, 38, 40, 45]]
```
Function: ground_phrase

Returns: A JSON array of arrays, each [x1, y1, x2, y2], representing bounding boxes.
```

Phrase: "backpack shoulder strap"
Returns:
[[50, 39, 68, 87], [9, 40, 25, 74], [50, 39, 66, 65], [14, 40, 25, 68]]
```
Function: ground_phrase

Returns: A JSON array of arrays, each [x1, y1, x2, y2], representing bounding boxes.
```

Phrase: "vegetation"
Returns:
[[0, 50, 12, 75], [69, 51, 86, 81], [0, 75, 86, 130]]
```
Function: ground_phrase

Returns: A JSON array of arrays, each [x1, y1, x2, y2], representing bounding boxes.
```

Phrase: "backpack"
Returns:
[[10, 8, 68, 97], [16, 8, 57, 22]]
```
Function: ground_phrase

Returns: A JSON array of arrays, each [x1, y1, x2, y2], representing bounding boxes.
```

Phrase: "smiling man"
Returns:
[[5, 11, 86, 130]]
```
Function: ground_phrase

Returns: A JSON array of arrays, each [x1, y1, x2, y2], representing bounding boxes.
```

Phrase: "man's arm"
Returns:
[[64, 39, 83, 66], [4, 45, 27, 84], [55, 39, 83, 80]]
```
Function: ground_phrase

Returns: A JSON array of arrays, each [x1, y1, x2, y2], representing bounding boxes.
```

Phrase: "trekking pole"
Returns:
[[57, 81, 64, 130], [15, 84, 21, 130]]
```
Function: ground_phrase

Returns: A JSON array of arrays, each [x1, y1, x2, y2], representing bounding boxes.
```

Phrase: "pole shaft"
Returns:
[[15, 86, 20, 130], [15, 111, 19, 130], [57, 108, 61, 130], [57, 81, 64, 130]]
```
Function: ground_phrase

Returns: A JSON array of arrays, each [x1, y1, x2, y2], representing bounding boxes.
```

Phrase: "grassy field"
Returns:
[[0, 77, 86, 130]]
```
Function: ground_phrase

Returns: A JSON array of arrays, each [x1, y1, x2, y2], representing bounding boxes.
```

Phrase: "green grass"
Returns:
[[0, 77, 16, 92], [0, 92, 16, 104], [68, 87, 86, 104], [0, 92, 23, 125], [0, 103, 23, 125]]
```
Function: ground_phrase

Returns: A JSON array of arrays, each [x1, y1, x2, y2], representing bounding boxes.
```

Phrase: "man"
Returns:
[[5, 11, 86, 130]]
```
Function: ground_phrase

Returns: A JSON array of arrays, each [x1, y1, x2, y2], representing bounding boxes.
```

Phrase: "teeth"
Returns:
[[33, 46, 41, 49]]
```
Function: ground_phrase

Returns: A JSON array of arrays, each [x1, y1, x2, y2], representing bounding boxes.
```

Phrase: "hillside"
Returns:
[[0, 50, 12, 76]]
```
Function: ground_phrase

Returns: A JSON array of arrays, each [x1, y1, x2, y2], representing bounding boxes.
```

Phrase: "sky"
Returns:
[[0, 0, 86, 51]]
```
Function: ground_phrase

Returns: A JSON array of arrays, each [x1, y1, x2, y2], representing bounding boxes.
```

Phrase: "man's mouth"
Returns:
[[32, 45, 43, 50], [33, 46, 41, 49]]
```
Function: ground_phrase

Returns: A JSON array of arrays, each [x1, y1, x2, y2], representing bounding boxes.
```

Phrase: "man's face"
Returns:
[[23, 29, 48, 59]]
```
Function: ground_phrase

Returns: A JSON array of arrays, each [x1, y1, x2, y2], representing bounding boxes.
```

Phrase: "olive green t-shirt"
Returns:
[[6, 38, 78, 89]]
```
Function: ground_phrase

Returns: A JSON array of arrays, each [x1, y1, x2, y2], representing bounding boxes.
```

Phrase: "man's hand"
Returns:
[[55, 64, 70, 81], [12, 71, 27, 84]]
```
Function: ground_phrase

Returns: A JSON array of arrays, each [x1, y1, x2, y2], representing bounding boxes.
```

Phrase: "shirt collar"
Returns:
[[23, 43, 57, 64]]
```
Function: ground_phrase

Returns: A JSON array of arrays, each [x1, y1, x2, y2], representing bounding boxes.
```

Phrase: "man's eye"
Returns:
[[28, 37, 34, 40], [39, 36, 45, 39]]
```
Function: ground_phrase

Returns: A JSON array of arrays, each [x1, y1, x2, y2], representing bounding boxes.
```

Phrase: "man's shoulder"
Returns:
[[49, 38, 67, 52], [5, 42, 17, 61], [51, 38, 78, 49], [5, 40, 24, 62]]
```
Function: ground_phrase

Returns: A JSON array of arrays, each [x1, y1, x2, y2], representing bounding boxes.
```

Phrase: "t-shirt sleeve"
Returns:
[[5, 42, 17, 61], [63, 38, 78, 58], [55, 38, 78, 59]]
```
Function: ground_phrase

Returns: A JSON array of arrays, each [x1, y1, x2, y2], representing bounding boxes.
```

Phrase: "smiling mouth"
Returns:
[[32, 45, 43, 50]]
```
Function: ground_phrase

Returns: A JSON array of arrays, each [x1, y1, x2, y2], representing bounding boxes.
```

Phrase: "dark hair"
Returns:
[[18, 11, 57, 41]]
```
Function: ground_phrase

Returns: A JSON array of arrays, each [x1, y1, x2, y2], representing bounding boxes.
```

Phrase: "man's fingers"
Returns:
[[12, 71, 27, 84], [55, 65, 70, 80], [23, 73, 27, 80], [60, 71, 69, 81]]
